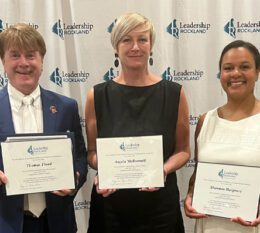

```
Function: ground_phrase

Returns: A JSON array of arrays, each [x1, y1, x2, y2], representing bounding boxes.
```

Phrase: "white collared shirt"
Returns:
[[8, 83, 43, 134]]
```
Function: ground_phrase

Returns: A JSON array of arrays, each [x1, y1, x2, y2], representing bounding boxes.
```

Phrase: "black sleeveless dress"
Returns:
[[88, 79, 184, 233]]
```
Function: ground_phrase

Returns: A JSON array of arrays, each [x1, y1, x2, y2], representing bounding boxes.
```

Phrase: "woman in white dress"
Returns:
[[184, 40, 260, 233]]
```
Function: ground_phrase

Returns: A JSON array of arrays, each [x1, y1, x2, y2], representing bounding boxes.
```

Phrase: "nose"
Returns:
[[131, 41, 140, 51], [231, 67, 242, 77], [18, 55, 29, 66]]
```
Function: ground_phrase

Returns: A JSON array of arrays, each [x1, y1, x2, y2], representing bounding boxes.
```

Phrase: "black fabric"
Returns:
[[88, 79, 184, 233], [23, 212, 49, 233]]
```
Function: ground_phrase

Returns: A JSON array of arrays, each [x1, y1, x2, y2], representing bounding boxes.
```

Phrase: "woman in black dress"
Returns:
[[85, 12, 190, 233]]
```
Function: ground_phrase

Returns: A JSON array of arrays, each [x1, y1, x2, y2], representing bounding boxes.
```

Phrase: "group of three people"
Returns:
[[0, 12, 259, 233]]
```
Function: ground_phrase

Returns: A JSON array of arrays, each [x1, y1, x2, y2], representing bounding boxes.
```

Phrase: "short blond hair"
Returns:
[[111, 12, 156, 51], [0, 23, 46, 59]]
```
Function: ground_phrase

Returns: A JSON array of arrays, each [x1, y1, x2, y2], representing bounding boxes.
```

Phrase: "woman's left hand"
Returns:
[[139, 187, 160, 192], [231, 215, 260, 227]]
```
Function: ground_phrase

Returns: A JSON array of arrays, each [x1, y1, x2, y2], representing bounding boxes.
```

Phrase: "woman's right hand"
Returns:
[[184, 193, 207, 219], [0, 170, 7, 186], [94, 175, 117, 197]]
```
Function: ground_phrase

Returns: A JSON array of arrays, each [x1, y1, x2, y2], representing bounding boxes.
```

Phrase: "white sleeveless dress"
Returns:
[[195, 108, 260, 233]]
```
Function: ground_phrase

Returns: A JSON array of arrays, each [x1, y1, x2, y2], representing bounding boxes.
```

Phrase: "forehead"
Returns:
[[5, 45, 38, 54], [126, 25, 150, 36], [222, 47, 255, 63]]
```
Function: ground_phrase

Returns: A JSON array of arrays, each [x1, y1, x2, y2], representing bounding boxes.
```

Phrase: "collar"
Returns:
[[8, 84, 41, 111]]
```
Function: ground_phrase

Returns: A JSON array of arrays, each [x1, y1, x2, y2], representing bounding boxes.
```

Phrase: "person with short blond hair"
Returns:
[[86, 12, 190, 233]]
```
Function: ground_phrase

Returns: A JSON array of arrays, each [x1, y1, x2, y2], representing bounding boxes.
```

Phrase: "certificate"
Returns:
[[1, 137, 75, 195], [97, 135, 164, 189], [192, 162, 260, 221]]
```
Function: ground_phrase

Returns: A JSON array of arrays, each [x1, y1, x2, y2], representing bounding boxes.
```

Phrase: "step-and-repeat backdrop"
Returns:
[[1, 0, 259, 232]]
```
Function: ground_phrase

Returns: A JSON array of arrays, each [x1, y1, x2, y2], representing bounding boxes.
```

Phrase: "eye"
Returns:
[[26, 53, 35, 59], [139, 38, 148, 43], [222, 66, 233, 72], [240, 64, 250, 70], [121, 37, 131, 43], [10, 52, 20, 59]]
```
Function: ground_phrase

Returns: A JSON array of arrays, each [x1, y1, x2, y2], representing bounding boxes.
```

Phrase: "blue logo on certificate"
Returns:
[[120, 142, 139, 152], [218, 169, 224, 178], [218, 168, 238, 179], [27, 145, 34, 155], [26, 145, 48, 155]]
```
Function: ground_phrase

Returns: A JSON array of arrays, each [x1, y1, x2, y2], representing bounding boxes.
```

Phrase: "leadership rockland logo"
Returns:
[[162, 67, 204, 81], [80, 116, 86, 128], [190, 115, 200, 126], [74, 200, 90, 210], [120, 142, 140, 152], [185, 159, 196, 168], [218, 168, 238, 179], [0, 19, 39, 33], [103, 67, 118, 81], [107, 19, 117, 33], [52, 19, 94, 39], [0, 72, 8, 88], [27, 145, 48, 155], [0, 19, 4, 32], [224, 18, 260, 38], [216, 71, 221, 80], [167, 19, 210, 39], [50, 67, 89, 87]]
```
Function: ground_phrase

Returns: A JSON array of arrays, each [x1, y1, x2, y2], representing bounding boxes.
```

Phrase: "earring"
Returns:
[[149, 52, 153, 66], [114, 53, 119, 68]]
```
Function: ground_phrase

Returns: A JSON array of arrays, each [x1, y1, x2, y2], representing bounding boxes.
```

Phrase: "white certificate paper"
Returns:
[[1, 137, 75, 195], [192, 162, 260, 221], [97, 135, 164, 189]]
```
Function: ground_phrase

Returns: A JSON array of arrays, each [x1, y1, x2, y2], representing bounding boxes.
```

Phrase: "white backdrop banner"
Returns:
[[0, 0, 259, 232]]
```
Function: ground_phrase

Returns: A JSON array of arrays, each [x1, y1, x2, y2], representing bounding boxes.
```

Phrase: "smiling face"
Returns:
[[0, 23, 46, 95], [2, 47, 43, 95], [117, 25, 151, 70], [220, 47, 260, 100]]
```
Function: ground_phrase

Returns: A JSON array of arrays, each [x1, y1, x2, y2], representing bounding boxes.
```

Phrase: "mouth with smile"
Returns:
[[16, 70, 32, 75], [128, 55, 142, 57], [227, 79, 246, 87]]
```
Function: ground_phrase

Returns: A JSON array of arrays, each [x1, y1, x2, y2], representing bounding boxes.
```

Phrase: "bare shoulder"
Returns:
[[195, 113, 207, 138]]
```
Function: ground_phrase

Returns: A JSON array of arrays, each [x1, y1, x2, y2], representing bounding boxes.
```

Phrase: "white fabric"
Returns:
[[22, 96, 38, 133], [21, 95, 46, 217], [196, 108, 260, 233], [8, 84, 43, 134]]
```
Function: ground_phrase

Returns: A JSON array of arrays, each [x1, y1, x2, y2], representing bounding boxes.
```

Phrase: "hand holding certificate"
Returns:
[[1, 134, 75, 195], [97, 135, 164, 189], [192, 162, 260, 221]]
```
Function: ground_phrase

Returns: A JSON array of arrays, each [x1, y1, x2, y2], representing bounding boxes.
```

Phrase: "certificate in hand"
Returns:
[[97, 135, 164, 189], [192, 162, 260, 221], [1, 135, 75, 195]]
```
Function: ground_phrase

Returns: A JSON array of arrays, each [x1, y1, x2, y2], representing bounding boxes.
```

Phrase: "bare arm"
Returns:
[[163, 87, 190, 176], [85, 88, 98, 170], [187, 114, 205, 195], [85, 88, 116, 197], [184, 113, 207, 218]]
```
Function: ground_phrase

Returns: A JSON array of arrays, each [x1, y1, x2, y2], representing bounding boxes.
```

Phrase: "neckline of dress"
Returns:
[[111, 78, 163, 88], [215, 108, 260, 123]]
